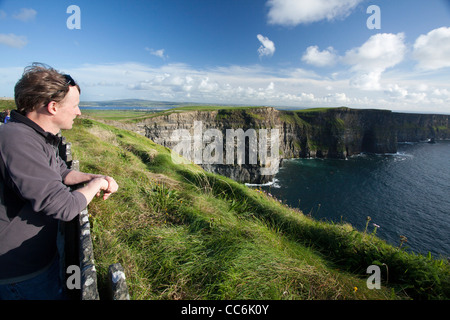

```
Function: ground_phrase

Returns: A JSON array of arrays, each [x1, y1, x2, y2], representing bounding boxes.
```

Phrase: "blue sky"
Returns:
[[1, 0, 450, 113]]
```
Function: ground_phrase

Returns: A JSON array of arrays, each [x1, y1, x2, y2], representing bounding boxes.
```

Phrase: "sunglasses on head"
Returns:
[[46, 74, 77, 105], [63, 74, 76, 86]]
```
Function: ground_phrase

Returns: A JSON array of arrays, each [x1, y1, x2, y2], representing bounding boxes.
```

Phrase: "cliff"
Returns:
[[60, 117, 450, 300], [124, 107, 450, 183]]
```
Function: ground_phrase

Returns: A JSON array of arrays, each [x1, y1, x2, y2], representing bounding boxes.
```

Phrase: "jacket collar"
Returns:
[[10, 110, 61, 147]]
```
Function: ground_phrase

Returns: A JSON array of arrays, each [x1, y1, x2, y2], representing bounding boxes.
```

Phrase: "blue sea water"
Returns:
[[261, 141, 450, 258]]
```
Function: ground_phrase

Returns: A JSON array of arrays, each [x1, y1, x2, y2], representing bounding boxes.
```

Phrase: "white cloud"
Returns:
[[302, 46, 337, 67], [0, 33, 28, 49], [385, 84, 408, 98], [59, 62, 331, 106], [198, 77, 219, 93], [349, 72, 383, 90], [12, 8, 37, 22], [413, 27, 450, 71], [343, 33, 406, 90], [145, 47, 168, 60], [432, 88, 450, 97], [343, 33, 406, 72], [257, 34, 275, 58], [267, 0, 363, 26], [3, 51, 449, 114], [73, 61, 441, 112]]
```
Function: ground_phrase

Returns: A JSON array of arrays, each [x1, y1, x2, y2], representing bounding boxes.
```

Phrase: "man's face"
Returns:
[[54, 86, 81, 131]]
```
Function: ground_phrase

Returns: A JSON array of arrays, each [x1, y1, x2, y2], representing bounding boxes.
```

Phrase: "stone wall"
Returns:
[[58, 135, 130, 300]]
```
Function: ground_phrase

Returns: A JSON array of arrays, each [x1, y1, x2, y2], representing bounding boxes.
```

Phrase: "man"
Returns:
[[2, 110, 10, 123], [0, 63, 119, 300]]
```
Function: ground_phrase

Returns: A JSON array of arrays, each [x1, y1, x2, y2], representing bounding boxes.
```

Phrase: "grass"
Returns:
[[79, 109, 158, 122], [170, 105, 262, 112], [294, 107, 340, 113], [0, 99, 15, 111], [2, 100, 449, 300], [60, 113, 450, 300], [78, 105, 270, 125]]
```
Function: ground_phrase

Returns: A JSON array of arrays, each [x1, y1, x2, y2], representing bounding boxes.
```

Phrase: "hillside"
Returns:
[[115, 106, 450, 184], [1, 100, 449, 300], [62, 116, 449, 300]]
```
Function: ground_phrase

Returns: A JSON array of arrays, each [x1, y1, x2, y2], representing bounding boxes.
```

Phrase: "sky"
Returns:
[[1, 0, 450, 114]]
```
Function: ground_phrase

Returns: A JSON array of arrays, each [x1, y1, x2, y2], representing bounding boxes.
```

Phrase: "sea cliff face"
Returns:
[[127, 107, 450, 183]]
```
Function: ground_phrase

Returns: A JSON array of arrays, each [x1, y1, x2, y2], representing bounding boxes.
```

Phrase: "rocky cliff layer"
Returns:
[[127, 107, 450, 183]]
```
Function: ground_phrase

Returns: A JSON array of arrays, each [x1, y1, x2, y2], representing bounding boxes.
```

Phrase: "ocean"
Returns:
[[261, 140, 450, 258]]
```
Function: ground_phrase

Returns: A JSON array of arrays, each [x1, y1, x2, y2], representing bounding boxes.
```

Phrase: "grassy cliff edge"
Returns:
[[62, 116, 448, 300], [1, 101, 448, 299]]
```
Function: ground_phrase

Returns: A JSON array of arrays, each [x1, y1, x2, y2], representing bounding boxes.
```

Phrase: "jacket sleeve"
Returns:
[[2, 133, 87, 222], [58, 153, 72, 182]]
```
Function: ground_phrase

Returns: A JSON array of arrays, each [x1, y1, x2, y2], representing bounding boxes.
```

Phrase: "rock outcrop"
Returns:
[[124, 107, 450, 183]]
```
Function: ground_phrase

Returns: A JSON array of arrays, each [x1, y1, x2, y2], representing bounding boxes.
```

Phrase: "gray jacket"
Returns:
[[0, 110, 87, 282]]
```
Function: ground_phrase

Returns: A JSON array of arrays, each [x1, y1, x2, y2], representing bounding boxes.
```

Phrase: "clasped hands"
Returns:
[[96, 175, 119, 200]]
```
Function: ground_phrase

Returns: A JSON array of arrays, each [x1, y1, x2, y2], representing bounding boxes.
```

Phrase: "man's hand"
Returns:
[[64, 171, 119, 200], [76, 175, 119, 204], [101, 176, 119, 200]]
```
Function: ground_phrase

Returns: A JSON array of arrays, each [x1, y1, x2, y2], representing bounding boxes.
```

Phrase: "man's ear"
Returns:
[[46, 101, 58, 115]]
